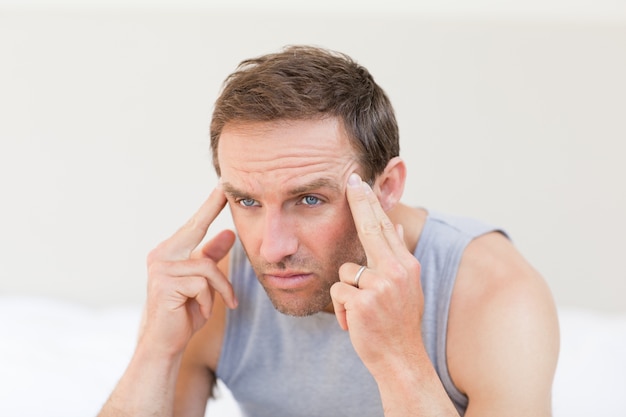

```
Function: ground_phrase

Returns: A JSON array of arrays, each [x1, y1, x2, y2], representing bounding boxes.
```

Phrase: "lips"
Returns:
[[265, 270, 309, 278], [262, 271, 314, 290]]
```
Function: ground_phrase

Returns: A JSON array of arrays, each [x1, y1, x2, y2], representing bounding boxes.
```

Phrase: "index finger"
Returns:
[[161, 183, 228, 259], [345, 173, 394, 263]]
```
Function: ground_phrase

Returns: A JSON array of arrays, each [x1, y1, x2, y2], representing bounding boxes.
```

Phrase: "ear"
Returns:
[[373, 157, 406, 212]]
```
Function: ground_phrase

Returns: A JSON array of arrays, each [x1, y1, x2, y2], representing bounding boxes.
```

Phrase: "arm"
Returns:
[[174, 285, 230, 417], [330, 173, 459, 416], [98, 334, 184, 417], [448, 232, 560, 417], [331, 174, 558, 416], [358, 232, 559, 417], [98, 185, 237, 417]]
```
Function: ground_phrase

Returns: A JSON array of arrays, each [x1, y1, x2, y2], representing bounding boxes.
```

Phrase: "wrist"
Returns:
[[367, 338, 430, 383], [371, 349, 459, 417], [102, 340, 184, 417], [133, 334, 185, 370], [370, 349, 429, 387]]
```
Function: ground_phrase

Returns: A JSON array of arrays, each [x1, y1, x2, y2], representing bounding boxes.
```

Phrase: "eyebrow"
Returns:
[[221, 178, 341, 199], [221, 182, 249, 200], [287, 178, 341, 196]]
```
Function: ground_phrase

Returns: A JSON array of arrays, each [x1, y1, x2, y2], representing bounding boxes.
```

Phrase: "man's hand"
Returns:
[[140, 184, 237, 358], [330, 173, 425, 377], [98, 184, 237, 417], [330, 173, 460, 416]]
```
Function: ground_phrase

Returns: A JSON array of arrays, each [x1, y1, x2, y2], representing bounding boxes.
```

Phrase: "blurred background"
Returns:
[[1, 0, 625, 312]]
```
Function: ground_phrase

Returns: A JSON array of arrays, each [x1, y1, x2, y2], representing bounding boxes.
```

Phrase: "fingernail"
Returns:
[[348, 173, 361, 187]]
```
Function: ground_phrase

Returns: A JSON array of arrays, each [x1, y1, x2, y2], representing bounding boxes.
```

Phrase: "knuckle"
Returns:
[[387, 263, 407, 281], [196, 258, 218, 278], [147, 259, 164, 277], [351, 187, 370, 203], [193, 275, 211, 291], [372, 275, 394, 295], [407, 258, 421, 276], [146, 271, 168, 295], [381, 261, 417, 288], [146, 239, 179, 264], [356, 290, 378, 312], [338, 263, 354, 277], [146, 246, 163, 266], [360, 219, 381, 235], [380, 217, 395, 232]]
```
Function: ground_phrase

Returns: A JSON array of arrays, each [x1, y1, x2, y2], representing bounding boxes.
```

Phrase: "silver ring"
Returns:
[[353, 265, 367, 289]]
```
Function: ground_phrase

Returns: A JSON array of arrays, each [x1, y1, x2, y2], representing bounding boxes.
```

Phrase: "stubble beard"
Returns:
[[245, 234, 366, 317]]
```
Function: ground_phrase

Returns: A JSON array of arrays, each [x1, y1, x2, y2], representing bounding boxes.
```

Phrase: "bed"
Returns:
[[1, 295, 624, 416]]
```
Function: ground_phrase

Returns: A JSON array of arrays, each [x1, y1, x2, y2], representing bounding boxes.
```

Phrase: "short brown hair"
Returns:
[[210, 45, 399, 182]]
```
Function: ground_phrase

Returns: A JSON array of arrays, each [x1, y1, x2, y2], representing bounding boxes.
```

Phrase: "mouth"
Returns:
[[262, 271, 315, 290]]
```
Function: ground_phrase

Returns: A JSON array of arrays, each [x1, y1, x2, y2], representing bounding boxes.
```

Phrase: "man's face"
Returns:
[[218, 117, 367, 316]]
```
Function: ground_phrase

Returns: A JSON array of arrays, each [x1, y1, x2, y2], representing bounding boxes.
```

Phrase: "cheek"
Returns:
[[228, 208, 259, 246], [304, 210, 358, 248]]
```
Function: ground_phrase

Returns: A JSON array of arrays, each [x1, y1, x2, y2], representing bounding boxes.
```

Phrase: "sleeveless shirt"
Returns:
[[216, 210, 503, 416]]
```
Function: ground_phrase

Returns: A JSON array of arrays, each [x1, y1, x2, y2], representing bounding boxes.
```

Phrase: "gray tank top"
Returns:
[[217, 210, 502, 416]]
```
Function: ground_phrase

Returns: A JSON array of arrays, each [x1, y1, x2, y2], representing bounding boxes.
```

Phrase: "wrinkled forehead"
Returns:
[[218, 118, 356, 165], [217, 116, 358, 153], [217, 118, 362, 195]]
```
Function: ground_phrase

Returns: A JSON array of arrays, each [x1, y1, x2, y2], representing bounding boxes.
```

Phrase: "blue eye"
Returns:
[[301, 195, 321, 206], [239, 198, 258, 207]]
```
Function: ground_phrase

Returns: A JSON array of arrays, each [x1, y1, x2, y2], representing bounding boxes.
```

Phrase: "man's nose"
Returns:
[[259, 210, 298, 264]]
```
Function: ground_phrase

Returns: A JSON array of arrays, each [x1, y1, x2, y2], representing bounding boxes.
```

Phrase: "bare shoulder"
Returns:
[[447, 232, 560, 416]]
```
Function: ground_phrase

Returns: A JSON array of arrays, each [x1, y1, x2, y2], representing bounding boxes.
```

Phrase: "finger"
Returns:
[[396, 223, 404, 242], [151, 257, 237, 309], [161, 184, 228, 259], [330, 281, 360, 331], [173, 275, 215, 319], [346, 173, 393, 262], [331, 293, 347, 330], [198, 230, 237, 308], [198, 229, 236, 261], [364, 182, 409, 257], [338, 262, 368, 288]]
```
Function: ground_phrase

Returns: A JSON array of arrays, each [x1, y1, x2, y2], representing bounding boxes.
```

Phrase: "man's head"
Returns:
[[211, 46, 405, 317], [210, 45, 400, 184]]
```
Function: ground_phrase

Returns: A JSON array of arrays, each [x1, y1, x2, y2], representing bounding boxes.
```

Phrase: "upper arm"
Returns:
[[173, 253, 231, 417], [447, 232, 560, 417], [174, 352, 215, 417]]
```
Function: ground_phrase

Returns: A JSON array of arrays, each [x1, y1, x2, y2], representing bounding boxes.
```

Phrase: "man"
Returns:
[[99, 45, 559, 417]]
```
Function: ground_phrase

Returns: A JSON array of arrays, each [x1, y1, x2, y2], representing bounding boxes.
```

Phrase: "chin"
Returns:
[[264, 288, 332, 317]]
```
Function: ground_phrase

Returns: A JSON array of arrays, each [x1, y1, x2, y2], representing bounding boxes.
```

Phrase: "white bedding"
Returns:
[[1, 295, 624, 417]]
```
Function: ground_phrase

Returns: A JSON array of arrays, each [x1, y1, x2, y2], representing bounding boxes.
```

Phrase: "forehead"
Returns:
[[217, 118, 359, 192], [218, 117, 351, 154]]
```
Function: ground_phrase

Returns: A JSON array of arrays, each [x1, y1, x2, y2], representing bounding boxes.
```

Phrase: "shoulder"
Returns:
[[447, 232, 560, 414]]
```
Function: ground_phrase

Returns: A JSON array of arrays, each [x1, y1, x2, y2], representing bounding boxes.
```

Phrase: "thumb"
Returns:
[[198, 229, 236, 261]]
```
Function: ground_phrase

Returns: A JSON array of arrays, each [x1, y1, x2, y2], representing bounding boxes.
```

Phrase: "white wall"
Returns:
[[1, 3, 625, 312]]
